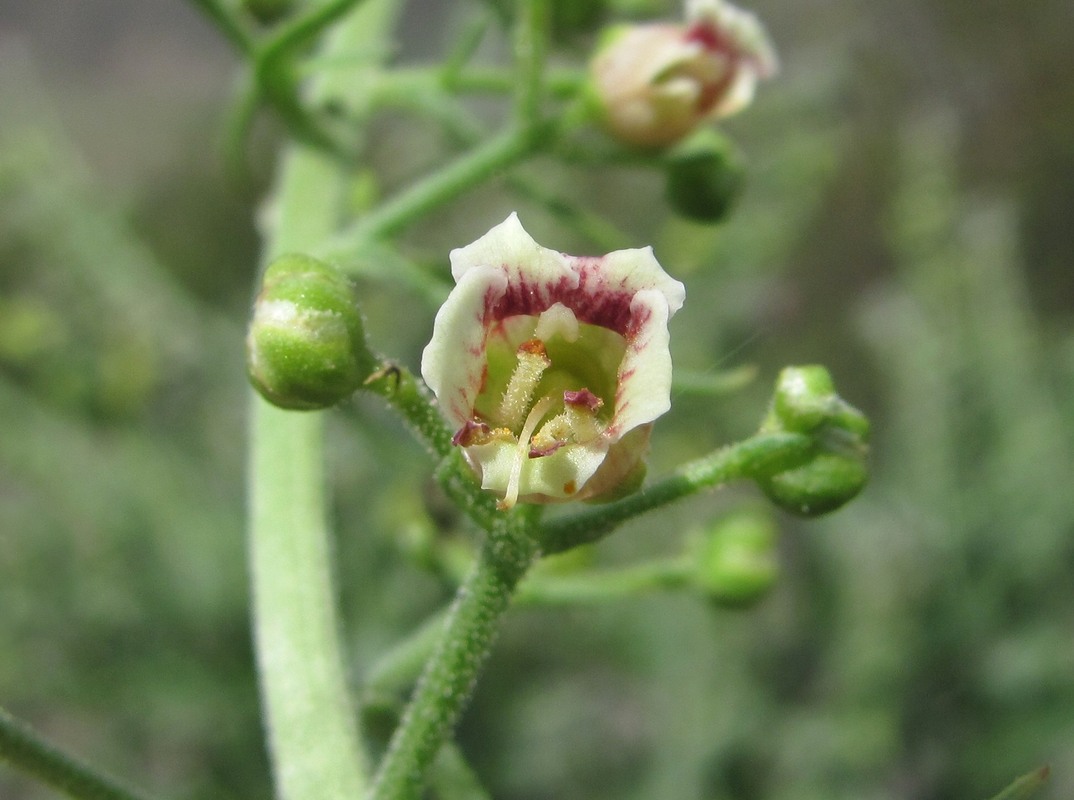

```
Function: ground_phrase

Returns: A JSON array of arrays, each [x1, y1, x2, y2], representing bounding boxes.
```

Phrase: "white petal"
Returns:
[[449, 212, 574, 287], [609, 288, 675, 437], [466, 439, 610, 502], [420, 264, 506, 428], [585, 246, 686, 314]]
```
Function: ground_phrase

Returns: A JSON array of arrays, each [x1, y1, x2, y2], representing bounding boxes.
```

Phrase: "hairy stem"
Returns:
[[513, 0, 549, 126], [370, 509, 541, 800], [247, 1, 403, 793], [540, 432, 815, 553], [0, 706, 153, 800]]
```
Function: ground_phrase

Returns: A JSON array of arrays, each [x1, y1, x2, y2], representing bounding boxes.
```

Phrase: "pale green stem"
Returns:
[[0, 706, 153, 800], [247, 2, 390, 790], [369, 509, 541, 800], [428, 741, 493, 800], [250, 398, 368, 800], [516, 559, 692, 605], [513, 0, 548, 127], [362, 610, 450, 699], [540, 432, 816, 554], [324, 127, 541, 257]]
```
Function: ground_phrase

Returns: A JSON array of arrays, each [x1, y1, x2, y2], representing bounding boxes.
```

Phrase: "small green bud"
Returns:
[[691, 509, 779, 607], [246, 253, 375, 410], [663, 131, 746, 224], [757, 366, 870, 517]]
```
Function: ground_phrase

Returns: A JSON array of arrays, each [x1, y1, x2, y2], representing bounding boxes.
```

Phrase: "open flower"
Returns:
[[421, 214, 685, 510], [590, 0, 778, 148]]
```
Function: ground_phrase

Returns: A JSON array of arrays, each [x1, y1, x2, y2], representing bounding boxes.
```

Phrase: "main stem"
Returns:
[[248, 148, 368, 800], [370, 509, 540, 800], [247, 3, 403, 797]]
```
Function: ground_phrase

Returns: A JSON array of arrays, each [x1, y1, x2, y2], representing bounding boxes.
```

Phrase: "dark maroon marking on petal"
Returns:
[[482, 260, 641, 336], [452, 419, 491, 447], [683, 22, 744, 114], [623, 304, 653, 340], [687, 21, 721, 51], [529, 440, 565, 458], [564, 388, 603, 411]]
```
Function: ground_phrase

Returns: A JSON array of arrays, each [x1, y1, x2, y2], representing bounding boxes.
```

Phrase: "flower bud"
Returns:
[[246, 254, 375, 410], [757, 366, 870, 517], [589, 0, 777, 149], [663, 130, 745, 223], [691, 509, 778, 607]]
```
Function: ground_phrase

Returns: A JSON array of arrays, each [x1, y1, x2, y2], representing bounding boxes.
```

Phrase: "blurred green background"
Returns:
[[1, 1, 1072, 798]]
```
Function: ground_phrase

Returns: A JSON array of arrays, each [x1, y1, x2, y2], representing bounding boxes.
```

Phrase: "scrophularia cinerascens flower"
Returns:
[[421, 213, 685, 510], [590, 0, 778, 148]]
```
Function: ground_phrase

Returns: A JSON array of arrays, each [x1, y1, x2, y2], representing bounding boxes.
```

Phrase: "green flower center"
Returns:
[[467, 309, 628, 509]]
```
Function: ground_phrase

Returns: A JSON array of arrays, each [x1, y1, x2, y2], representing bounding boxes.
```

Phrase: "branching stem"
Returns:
[[0, 707, 153, 800]]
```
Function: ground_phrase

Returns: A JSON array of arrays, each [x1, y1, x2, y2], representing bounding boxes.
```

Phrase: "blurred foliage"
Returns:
[[1, 0, 1072, 799]]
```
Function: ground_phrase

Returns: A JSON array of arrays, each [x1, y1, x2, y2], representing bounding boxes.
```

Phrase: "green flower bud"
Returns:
[[246, 253, 374, 410], [691, 509, 779, 607], [663, 131, 745, 223], [757, 366, 870, 517]]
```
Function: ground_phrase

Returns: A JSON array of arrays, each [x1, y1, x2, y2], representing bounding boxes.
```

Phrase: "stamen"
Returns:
[[531, 388, 606, 455], [498, 394, 555, 511], [497, 339, 550, 431]]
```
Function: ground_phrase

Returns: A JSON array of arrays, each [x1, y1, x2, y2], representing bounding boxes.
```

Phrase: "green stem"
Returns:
[[365, 80, 635, 253], [516, 559, 691, 605], [250, 398, 368, 799], [513, 0, 548, 126], [363, 364, 454, 460], [247, 0, 398, 786], [260, 0, 368, 65], [371, 66, 583, 99], [0, 706, 153, 800], [324, 229, 450, 307], [671, 365, 758, 397], [370, 509, 541, 800], [428, 741, 493, 800], [441, 13, 492, 88], [325, 126, 542, 254], [187, 0, 255, 55], [363, 609, 451, 698], [540, 432, 815, 554]]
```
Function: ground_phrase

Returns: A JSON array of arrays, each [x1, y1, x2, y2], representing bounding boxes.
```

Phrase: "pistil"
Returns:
[[498, 394, 556, 511]]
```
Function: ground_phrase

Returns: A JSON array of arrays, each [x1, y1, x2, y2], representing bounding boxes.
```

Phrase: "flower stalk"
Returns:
[[370, 507, 542, 800]]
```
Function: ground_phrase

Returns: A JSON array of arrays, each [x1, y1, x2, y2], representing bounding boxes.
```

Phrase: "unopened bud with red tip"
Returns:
[[589, 0, 777, 149], [690, 509, 779, 607], [246, 253, 375, 410], [756, 366, 870, 516]]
